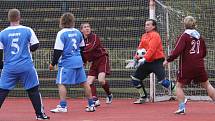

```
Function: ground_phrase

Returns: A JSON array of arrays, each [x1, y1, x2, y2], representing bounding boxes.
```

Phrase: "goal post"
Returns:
[[151, 0, 214, 101], [148, 0, 173, 102]]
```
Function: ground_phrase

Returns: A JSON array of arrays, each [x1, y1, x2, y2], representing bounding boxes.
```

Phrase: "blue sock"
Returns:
[[179, 102, 185, 110], [88, 98, 94, 107], [60, 100, 67, 108]]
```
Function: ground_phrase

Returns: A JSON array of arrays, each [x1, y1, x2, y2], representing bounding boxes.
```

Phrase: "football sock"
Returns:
[[88, 98, 94, 106], [137, 84, 147, 98], [60, 100, 67, 108], [102, 81, 111, 95], [90, 84, 97, 98], [179, 102, 185, 110]]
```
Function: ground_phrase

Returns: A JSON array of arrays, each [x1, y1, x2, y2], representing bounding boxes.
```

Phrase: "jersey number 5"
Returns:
[[11, 38, 20, 54], [190, 40, 200, 54]]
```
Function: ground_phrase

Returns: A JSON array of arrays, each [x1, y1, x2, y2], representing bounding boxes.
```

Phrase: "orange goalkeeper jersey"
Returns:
[[137, 31, 165, 62]]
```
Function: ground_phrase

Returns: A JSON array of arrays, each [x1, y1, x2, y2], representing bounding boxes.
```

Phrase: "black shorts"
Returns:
[[132, 58, 165, 81]]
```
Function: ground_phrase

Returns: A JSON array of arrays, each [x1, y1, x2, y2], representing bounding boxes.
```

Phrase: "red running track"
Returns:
[[0, 98, 215, 121]]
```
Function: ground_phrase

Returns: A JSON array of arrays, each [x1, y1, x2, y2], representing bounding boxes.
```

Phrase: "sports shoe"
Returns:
[[86, 99, 100, 108], [133, 97, 147, 104], [85, 105, 96, 112], [106, 94, 113, 104], [36, 113, 50, 120], [50, 105, 67, 113], [174, 108, 185, 115], [94, 99, 101, 107], [174, 101, 186, 115]]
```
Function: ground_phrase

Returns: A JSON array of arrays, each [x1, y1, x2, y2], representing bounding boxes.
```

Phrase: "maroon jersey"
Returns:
[[167, 30, 207, 79], [83, 33, 108, 62]]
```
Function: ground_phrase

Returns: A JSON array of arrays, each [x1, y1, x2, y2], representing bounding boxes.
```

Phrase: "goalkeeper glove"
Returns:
[[125, 59, 138, 69], [136, 58, 146, 67]]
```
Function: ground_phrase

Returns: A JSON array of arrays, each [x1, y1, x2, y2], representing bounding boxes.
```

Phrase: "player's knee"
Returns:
[[159, 79, 171, 89], [87, 78, 95, 85], [201, 80, 209, 89], [132, 80, 142, 88], [131, 76, 142, 88], [98, 80, 106, 85]]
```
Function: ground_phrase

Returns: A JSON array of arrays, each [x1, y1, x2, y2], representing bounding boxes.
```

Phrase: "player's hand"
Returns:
[[49, 64, 54, 71], [136, 58, 145, 67], [125, 59, 138, 69], [163, 60, 168, 66]]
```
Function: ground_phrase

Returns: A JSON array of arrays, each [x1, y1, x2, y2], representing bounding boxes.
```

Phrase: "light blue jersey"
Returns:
[[0, 25, 39, 72], [0, 25, 39, 90], [54, 28, 86, 84], [54, 28, 85, 68]]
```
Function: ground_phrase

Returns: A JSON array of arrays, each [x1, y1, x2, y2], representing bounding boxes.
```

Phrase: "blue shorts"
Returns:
[[0, 67, 39, 90], [56, 67, 86, 85]]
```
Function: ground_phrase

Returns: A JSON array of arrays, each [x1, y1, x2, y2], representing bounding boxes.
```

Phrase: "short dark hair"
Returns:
[[80, 22, 90, 30], [145, 19, 157, 31], [8, 8, 21, 22], [59, 12, 75, 28]]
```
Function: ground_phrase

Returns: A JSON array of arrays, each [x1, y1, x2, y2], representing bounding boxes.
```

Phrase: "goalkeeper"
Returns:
[[126, 19, 173, 104]]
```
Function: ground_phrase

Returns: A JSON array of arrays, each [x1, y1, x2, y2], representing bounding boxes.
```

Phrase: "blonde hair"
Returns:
[[8, 8, 21, 22], [59, 12, 75, 28], [183, 16, 197, 29]]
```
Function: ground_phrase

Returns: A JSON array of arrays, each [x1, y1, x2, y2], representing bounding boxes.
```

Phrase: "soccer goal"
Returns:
[[149, 0, 215, 102]]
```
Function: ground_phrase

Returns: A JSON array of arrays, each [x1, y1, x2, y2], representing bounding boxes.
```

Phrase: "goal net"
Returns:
[[154, 0, 215, 101], [0, 0, 149, 99]]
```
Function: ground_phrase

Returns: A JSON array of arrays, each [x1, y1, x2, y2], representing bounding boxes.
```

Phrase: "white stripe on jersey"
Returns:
[[29, 28, 39, 45], [0, 41, 3, 49]]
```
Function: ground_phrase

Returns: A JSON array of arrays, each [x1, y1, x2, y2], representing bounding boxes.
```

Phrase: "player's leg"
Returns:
[[98, 72, 113, 104], [97, 56, 113, 104], [58, 84, 67, 108], [22, 67, 50, 120], [174, 81, 186, 114], [50, 84, 68, 113], [88, 61, 100, 105], [26, 86, 49, 120], [81, 82, 96, 112], [151, 59, 176, 91], [87, 75, 100, 106], [77, 67, 95, 112], [0, 88, 9, 108], [201, 80, 215, 101], [132, 64, 149, 104], [0, 70, 16, 108], [50, 67, 68, 113]]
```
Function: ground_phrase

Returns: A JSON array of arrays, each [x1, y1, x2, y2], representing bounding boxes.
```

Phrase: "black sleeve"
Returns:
[[51, 49, 63, 66], [80, 46, 86, 63], [30, 43, 39, 52], [0, 49, 3, 69]]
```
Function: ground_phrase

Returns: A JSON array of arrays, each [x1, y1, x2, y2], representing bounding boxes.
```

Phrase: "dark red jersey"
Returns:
[[83, 33, 108, 62], [167, 30, 207, 79]]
